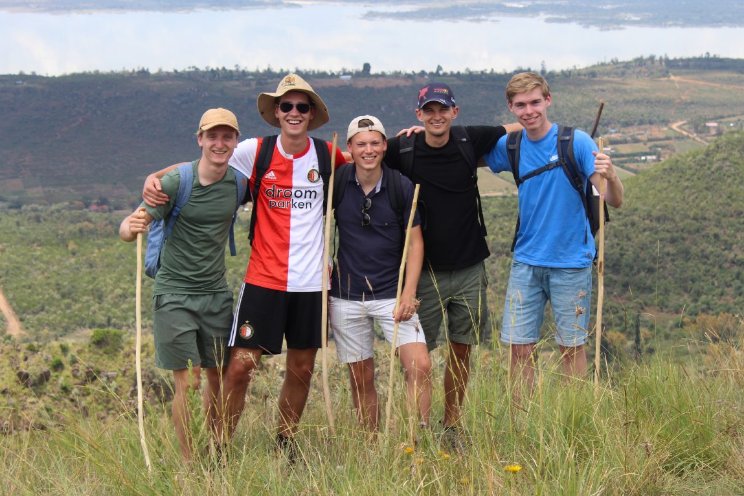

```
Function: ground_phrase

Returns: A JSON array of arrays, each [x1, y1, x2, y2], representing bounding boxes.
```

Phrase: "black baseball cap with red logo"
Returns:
[[417, 83, 456, 109]]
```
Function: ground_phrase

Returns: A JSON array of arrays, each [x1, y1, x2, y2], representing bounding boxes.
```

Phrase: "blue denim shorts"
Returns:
[[501, 262, 592, 347]]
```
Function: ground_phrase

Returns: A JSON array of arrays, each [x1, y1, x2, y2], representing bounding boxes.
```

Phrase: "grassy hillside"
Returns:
[[2, 56, 744, 205], [606, 131, 744, 315], [1, 330, 741, 494]]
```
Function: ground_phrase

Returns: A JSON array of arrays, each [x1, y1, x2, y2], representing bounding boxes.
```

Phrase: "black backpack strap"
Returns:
[[249, 135, 278, 245], [556, 126, 591, 243], [311, 137, 332, 211], [557, 126, 584, 193], [332, 163, 354, 214], [398, 134, 415, 178], [506, 130, 522, 185], [385, 166, 406, 229], [451, 126, 487, 238]]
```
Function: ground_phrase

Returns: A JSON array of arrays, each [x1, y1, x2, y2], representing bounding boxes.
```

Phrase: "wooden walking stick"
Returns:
[[590, 101, 605, 140], [135, 233, 152, 472], [384, 184, 421, 435], [320, 132, 338, 435], [594, 137, 607, 394]]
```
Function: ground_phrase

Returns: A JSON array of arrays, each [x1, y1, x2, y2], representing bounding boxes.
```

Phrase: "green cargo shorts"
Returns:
[[152, 292, 232, 370], [417, 262, 490, 351]]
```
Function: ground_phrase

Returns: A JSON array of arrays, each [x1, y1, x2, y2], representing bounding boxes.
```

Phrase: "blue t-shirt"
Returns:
[[331, 164, 421, 300], [485, 123, 598, 268]]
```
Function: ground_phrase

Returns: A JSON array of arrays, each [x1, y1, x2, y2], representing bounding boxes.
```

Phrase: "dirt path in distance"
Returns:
[[0, 286, 25, 337]]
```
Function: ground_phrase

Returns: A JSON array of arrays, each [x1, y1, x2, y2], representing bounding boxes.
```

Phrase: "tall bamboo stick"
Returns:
[[384, 184, 421, 435], [594, 137, 607, 395], [135, 233, 152, 471], [320, 133, 338, 435]]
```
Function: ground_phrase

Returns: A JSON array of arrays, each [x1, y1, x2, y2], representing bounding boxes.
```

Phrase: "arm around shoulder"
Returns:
[[142, 162, 181, 206], [502, 122, 523, 134]]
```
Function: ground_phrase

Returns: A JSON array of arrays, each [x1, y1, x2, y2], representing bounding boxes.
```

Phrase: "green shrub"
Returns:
[[50, 357, 65, 372], [89, 328, 124, 352]]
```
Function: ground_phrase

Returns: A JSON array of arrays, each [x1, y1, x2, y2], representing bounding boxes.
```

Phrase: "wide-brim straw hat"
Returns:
[[257, 73, 330, 131]]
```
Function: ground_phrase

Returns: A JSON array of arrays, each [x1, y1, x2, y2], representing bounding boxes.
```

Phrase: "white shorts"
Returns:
[[329, 297, 426, 364]]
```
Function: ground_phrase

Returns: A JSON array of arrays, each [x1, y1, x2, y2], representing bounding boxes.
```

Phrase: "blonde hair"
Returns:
[[505, 72, 551, 103]]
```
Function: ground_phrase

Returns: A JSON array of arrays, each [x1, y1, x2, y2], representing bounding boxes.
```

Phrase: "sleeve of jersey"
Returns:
[[484, 135, 510, 174], [228, 138, 259, 179], [572, 130, 599, 178], [326, 142, 348, 167]]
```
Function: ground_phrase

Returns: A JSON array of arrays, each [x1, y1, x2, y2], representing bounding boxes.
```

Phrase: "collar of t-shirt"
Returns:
[[353, 168, 383, 195]]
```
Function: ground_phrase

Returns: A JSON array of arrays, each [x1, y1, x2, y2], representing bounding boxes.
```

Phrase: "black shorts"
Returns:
[[229, 282, 322, 355]]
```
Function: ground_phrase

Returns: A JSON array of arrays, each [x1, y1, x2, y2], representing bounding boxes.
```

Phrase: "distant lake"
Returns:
[[2, 3, 743, 76]]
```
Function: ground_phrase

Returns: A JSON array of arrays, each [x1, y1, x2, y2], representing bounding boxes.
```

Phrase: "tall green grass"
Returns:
[[2, 338, 741, 495]]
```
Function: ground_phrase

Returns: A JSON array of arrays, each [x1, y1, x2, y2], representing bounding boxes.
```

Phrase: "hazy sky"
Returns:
[[2, 1, 743, 76]]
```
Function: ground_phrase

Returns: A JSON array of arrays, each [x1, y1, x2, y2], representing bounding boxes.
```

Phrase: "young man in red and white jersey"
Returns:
[[142, 74, 347, 460]]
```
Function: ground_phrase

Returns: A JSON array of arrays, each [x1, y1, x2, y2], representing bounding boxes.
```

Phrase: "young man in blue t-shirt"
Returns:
[[485, 72, 624, 395]]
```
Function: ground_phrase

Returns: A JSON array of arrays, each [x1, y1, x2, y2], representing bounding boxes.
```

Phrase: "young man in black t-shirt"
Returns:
[[385, 83, 520, 451]]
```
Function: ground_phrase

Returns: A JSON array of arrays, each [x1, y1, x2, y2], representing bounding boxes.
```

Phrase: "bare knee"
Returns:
[[510, 343, 535, 362], [173, 367, 202, 396], [286, 350, 317, 384], [225, 348, 260, 385], [400, 345, 432, 382], [348, 360, 375, 394]]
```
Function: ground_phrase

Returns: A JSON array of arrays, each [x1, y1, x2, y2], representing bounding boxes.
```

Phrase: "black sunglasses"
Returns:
[[361, 197, 372, 227], [278, 102, 312, 114]]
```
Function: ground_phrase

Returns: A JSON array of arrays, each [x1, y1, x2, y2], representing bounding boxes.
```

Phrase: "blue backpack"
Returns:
[[144, 161, 248, 278]]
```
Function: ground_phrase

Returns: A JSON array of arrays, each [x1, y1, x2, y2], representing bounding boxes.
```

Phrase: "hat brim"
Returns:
[[257, 89, 330, 131], [418, 97, 456, 109], [198, 122, 240, 135]]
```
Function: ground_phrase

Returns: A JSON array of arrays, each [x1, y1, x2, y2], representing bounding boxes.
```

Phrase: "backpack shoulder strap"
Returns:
[[398, 134, 415, 178], [332, 163, 355, 214], [451, 126, 476, 172], [311, 137, 332, 211], [164, 162, 194, 237], [228, 169, 249, 256], [249, 135, 277, 244], [506, 130, 522, 185], [385, 166, 406, 229], [557, 125, 583, 193], [451, 126, 487, 237]]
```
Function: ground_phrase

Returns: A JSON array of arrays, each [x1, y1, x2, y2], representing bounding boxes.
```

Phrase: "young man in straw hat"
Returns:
[[120, 108, 244, 462], [484, 72, 623, 396], [390, 83, 521, 452], [330, 115, 431, 431], [143, 74, 346, 461]]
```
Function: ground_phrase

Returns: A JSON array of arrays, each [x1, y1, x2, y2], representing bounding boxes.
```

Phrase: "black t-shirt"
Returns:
[[385, 125, 506, 271]]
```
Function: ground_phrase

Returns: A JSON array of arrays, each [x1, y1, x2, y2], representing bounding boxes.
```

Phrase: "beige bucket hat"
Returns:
[[256, 73, 330, 131]]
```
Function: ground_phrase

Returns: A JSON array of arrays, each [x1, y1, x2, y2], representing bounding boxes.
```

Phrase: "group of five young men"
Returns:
[[120, 71, 624, 462]]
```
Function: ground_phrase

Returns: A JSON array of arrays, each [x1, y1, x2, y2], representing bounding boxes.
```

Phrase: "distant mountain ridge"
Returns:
[[2, 56, 744, 206]]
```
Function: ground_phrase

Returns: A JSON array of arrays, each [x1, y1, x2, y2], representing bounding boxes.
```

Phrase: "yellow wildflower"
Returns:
[[504, 464, 523, 473]]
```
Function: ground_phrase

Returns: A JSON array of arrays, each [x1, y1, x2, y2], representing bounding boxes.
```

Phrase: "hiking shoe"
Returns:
[[440, 425, 467, 454], [275, 434, 300, 465]]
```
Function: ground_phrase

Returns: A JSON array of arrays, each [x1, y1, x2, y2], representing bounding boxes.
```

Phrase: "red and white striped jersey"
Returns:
[[230, 136, 345, 292]]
